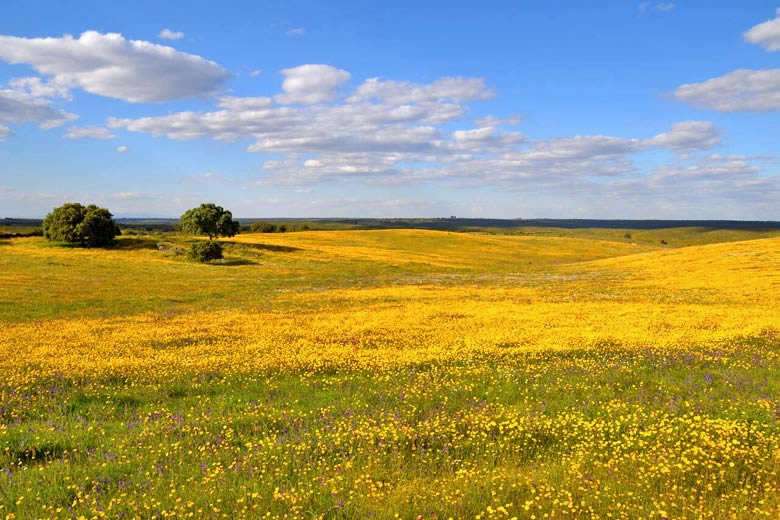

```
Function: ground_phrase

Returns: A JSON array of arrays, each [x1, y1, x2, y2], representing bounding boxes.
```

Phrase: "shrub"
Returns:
[[187, 241, 223, 262], [42, 203, 121, 247], [250, 221, 277, 233], [278, 224, 287, 233], [180, 203, 239, 240], [624, 233, 632, 239]]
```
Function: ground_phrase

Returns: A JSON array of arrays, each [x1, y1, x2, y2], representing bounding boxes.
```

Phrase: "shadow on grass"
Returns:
[[108, 237, 161, 250], [228, 241, 303, 253], [49, 238, 161, 250], [216, 258, 259, 266], [9, 441, 70, 466]]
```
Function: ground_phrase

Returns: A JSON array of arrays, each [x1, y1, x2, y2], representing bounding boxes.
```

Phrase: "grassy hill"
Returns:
[[0, 228, 777, 519]]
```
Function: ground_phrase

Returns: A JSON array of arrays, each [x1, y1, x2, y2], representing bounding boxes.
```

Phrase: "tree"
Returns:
[[179, 203, 240, 240], [187, 240, 223, 262], [42, 203, 121, 247], [250, 221, 276, 233]]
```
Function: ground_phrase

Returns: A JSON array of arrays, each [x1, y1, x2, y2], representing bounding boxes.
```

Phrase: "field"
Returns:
[[0, 228, 778, 519]]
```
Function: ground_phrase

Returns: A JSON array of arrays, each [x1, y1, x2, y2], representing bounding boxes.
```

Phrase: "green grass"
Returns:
[[1, 344, 776, 518], [0, 229, 654, 322]]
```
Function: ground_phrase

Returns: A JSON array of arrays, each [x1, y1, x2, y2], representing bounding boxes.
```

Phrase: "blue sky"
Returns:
[[1, 1, 779, 218]]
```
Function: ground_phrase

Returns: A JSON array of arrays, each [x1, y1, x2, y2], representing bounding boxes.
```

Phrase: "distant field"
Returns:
[[0, 225, 39, 234], [0, 229, 778, 519]]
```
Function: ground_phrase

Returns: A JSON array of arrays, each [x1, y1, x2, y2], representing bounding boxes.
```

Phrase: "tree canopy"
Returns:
[[180, 203, 240, 240], [42, 203, 121, 247]]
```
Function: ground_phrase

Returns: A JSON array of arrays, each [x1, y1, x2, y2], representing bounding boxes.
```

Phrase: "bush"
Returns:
[[42, 203, 121, 247], [187, 241, 223, 262], [278, 224, 287, 233], [250, 221, 277, 233]]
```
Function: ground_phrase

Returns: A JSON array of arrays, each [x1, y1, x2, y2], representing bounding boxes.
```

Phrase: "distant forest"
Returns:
[[3, 216, 780, 232]]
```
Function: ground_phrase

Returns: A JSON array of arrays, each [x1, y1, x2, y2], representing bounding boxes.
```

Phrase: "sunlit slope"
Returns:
[[482, 226, 780, 247], [3, 237, 776, 384], [231, 229, 655, 269], [579, 236, 780, 303], [0, 231, 652, 322]]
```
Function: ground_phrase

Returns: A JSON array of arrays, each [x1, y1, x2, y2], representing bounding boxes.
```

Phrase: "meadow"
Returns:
[[0, 228, 778, 519]]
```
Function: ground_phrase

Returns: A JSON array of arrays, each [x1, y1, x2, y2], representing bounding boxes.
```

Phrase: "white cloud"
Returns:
[[645, 121, 720, 152], [453, 126, 495, 143], [348, 76, 494, 104], [8, 76, 71, 99], [109, 65, 733, 190], [475, 114, 523, 127], [249, 69, 262, 77], [0, 88, 77, 130], [0, 124, 12, 140], [650, 154, 762, 183], [158, 28, 184, 40], [275, 64, 350, 104], [216, 96, 272, 110], [672, 69, 780, 112], [0, 31, 229, 103], [117, 145, 128, 152], [286, 28, 305, 37], [63, 126, 117, 140], [672, 11, 780, 112], [744, 9, 780, 51]]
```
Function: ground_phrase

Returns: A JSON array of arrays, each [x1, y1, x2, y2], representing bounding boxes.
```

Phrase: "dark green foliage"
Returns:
[[180, 203, 240, 240], [278, 224, 287, 233], [187, 241, 223, 262], [250, 221, 277, 233], [42, 203, 121, 247]]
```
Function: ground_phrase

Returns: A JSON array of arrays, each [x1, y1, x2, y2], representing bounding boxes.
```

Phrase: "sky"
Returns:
[[1, 1, 779, 219]]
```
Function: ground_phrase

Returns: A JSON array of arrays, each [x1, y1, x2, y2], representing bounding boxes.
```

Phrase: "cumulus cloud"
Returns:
[[63, 126, 116, 140], [348, 76, 494, 104], [672, 69, 780, 112], [0, 31, 229, 103], [475, 114, 523, 127], [274, 64, 351, 104], [0, 88, 77, 130], [671, 11, 780, 112], [158, 28, 184, 40], [8, 76, 71, 99], [216, 96, 272, 110], [744, 8, 780, 51], [645, 121, 720, 152], [650, 154, 761, 183], [0, 124, 12, 140], [108, 63, 733, 190], [116, 145, 128, 152]]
